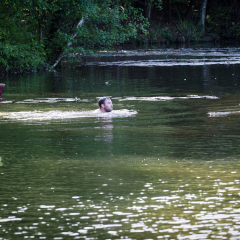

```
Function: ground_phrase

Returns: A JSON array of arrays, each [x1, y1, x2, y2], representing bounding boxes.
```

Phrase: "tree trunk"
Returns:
[[185, 0, 197, 20], [39, 20, 44, 43], [147, 0, 153, 20], [52, 17, 85, 68], [168, 0, 171, 22], [199, 0, 208, 34]]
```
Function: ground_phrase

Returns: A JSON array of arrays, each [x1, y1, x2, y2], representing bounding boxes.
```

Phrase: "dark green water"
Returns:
[[1, 53, 240, 239]]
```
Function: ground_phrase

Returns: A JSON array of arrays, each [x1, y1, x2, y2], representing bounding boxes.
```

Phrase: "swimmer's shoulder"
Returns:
[[94, 109, 102, 114]]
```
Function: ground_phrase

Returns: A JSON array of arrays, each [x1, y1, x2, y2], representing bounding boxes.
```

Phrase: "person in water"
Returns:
[[98, 97, 113, 113]]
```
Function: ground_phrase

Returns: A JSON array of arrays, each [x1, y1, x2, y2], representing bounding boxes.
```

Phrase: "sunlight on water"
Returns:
[[1, 159, 240, 239]]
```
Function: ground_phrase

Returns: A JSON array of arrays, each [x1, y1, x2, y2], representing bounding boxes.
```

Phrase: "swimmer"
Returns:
[[98, 97, 113, 113]]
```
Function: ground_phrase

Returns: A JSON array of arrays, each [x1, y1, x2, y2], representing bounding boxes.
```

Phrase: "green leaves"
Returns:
[[76, 2, 149, 50], [0, 0, 151, 72], [176, 20, 202, 42], [0, 43, 46, 73]]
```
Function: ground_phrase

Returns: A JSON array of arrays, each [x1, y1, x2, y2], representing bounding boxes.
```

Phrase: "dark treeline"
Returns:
[[146, 0, 240, 42], [0, 0, 239, 74]]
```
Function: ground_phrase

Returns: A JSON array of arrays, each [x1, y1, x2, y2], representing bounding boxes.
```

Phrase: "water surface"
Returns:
[[1, 49, 240, 239]]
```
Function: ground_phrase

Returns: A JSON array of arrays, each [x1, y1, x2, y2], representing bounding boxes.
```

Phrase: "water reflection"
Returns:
[[95, 118, 114, 155], [99, 117, 114, 131]]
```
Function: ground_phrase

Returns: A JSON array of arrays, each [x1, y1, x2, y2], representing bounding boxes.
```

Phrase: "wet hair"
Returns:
[[98, 97, 110, 108]]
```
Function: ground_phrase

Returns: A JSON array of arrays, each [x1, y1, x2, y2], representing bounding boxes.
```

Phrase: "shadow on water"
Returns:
[[1, 48, 240, 239]]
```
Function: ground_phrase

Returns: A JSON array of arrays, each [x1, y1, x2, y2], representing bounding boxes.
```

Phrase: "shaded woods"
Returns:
[[0, 0, 240, 73]]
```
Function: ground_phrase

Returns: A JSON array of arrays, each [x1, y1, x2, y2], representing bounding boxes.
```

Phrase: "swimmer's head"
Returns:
[[98, 97, 113, 113]]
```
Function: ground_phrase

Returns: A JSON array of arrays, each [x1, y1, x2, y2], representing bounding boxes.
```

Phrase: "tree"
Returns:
[[185, 0, 197, 20], [0, 0, 150, 72], [199, 0, 208, 33]]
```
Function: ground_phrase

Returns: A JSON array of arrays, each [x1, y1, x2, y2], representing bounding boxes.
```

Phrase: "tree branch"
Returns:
[[52, 17, 85, 68]]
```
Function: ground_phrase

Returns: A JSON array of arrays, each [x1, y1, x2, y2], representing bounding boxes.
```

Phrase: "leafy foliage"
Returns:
[[0, 43, 45, 73], [0, 2, 46, 73], [176, 20, 202, 42], [149, 25, 176, 43], [0, 0, 151, 72], [75, 3, 149, 49], [206, 3, 240, 40]]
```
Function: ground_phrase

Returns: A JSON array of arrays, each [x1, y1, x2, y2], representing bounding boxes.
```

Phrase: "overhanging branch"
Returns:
[[52, 17, 85, 68]]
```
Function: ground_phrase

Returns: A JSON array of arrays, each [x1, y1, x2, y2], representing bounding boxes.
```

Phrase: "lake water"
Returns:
[[1, 49, 240, 239]]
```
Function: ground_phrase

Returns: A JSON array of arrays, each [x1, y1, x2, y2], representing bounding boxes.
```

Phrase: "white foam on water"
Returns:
[[0, 109, 137, 121], [0, 100, 13, 104], [85, 57, 240, 67], [15, 98, 83, 104], [120, 95, 219, 102], [208, 111, 240, 117]]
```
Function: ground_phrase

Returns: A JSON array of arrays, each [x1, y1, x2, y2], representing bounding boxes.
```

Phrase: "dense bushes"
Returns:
[[0, 0, 150, 73], [0, 43, 46, 73], [75, 4, 149, 49]]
